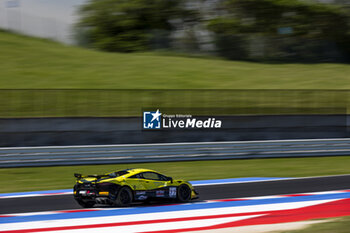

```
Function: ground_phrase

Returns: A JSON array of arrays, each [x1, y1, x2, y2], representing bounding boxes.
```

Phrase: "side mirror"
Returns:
[[167, 177, 173, 183]]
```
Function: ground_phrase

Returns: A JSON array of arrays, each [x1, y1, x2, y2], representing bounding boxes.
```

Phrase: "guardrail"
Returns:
[[1, 138, 350, 168]]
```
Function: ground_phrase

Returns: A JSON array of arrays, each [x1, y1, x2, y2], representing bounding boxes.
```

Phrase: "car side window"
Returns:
[[142, 172, 162, 180], [158, 174, 168, 181], [129, 173, 143, 179]]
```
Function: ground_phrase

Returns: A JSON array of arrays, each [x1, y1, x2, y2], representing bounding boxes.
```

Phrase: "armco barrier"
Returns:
[[1, 138, 350, 167], [0, 115, 348, 147]]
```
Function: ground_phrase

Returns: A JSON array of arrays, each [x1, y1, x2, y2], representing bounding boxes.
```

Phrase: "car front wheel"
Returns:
[[177, 184, 191, 202]]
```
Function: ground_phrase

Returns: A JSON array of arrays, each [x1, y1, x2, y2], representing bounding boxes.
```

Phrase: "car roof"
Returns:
[[124, 168, 159, 176]]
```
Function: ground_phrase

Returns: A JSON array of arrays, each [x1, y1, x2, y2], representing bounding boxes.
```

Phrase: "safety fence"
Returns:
[[1, 138, 350, 167]]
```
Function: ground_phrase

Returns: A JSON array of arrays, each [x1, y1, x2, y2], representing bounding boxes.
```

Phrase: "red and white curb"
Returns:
[[1, 189, 348, 218], [1, 190, 350, 233]]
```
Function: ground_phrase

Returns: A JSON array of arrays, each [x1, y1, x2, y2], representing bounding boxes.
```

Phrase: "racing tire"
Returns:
[[77, 199, 95, 208], [177, 184, 191, 203], [115, 186, 133, 207]]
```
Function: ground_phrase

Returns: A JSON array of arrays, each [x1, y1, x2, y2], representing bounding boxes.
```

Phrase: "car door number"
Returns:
[[169, 187, 177, 197]]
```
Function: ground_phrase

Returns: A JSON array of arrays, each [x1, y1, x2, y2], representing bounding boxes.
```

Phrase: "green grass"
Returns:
[[1, 31, 350, 90], [1, 156, 350, 193], [280, 217, 350, 233], [1, 31, 350, 117]]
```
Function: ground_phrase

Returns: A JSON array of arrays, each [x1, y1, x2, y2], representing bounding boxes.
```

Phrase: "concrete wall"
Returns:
[[0, 115, 348, 147]]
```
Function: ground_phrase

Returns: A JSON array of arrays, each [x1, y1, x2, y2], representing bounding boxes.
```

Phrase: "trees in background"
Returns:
[[207, 0, 350, 61], [77, 0, 350, 62], [78, 0, 197, 52]]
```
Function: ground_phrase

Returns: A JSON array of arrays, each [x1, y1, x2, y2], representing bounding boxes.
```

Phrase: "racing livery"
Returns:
[[73, 168, 199, 207]]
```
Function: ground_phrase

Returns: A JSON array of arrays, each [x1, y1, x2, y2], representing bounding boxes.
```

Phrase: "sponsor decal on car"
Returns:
[[99, 192, 109, 196], [79, 190, 95, 196], [79, 190, 87, 195], [138, 195, 148, 200], [156, 190, 165, 197]]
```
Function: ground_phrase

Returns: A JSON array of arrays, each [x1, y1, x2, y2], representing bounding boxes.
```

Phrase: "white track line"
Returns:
[[192, 174, 350, 186]]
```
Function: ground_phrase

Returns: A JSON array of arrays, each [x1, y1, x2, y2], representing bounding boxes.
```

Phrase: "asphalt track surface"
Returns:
[[1, 174, 350, 214]]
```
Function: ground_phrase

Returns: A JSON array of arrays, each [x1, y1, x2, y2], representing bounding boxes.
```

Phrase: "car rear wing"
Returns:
[[74, 173, 83, 179], [74, 173, 109, 180]]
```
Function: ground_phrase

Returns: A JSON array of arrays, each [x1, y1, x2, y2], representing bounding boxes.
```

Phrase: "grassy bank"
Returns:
[[1, 31, 350, 117], [281, 217, 350, 233], [1, 31, 350, 90], [0, 156, 349, 193]]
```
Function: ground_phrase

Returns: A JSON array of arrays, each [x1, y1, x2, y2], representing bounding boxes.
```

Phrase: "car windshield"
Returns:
[[108, 170, 129, 178]]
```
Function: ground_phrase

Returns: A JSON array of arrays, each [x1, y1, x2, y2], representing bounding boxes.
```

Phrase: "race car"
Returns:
[[73, 168, 199, 208]]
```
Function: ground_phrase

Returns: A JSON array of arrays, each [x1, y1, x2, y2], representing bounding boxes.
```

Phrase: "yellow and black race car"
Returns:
[[73, 168, 199, 208]]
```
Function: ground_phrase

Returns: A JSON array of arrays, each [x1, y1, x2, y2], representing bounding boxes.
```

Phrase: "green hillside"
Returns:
[[1, 30, 350, 89], [0, 31, 350, 117]]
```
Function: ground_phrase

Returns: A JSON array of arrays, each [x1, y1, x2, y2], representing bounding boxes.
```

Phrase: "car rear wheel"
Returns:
[[77, 199, 95, 208], [177, 184, 191, 202], [115, 186, 133, 207]]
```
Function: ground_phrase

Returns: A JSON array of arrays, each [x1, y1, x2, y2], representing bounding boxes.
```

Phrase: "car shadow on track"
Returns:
[[92, 200, 203, 208]]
